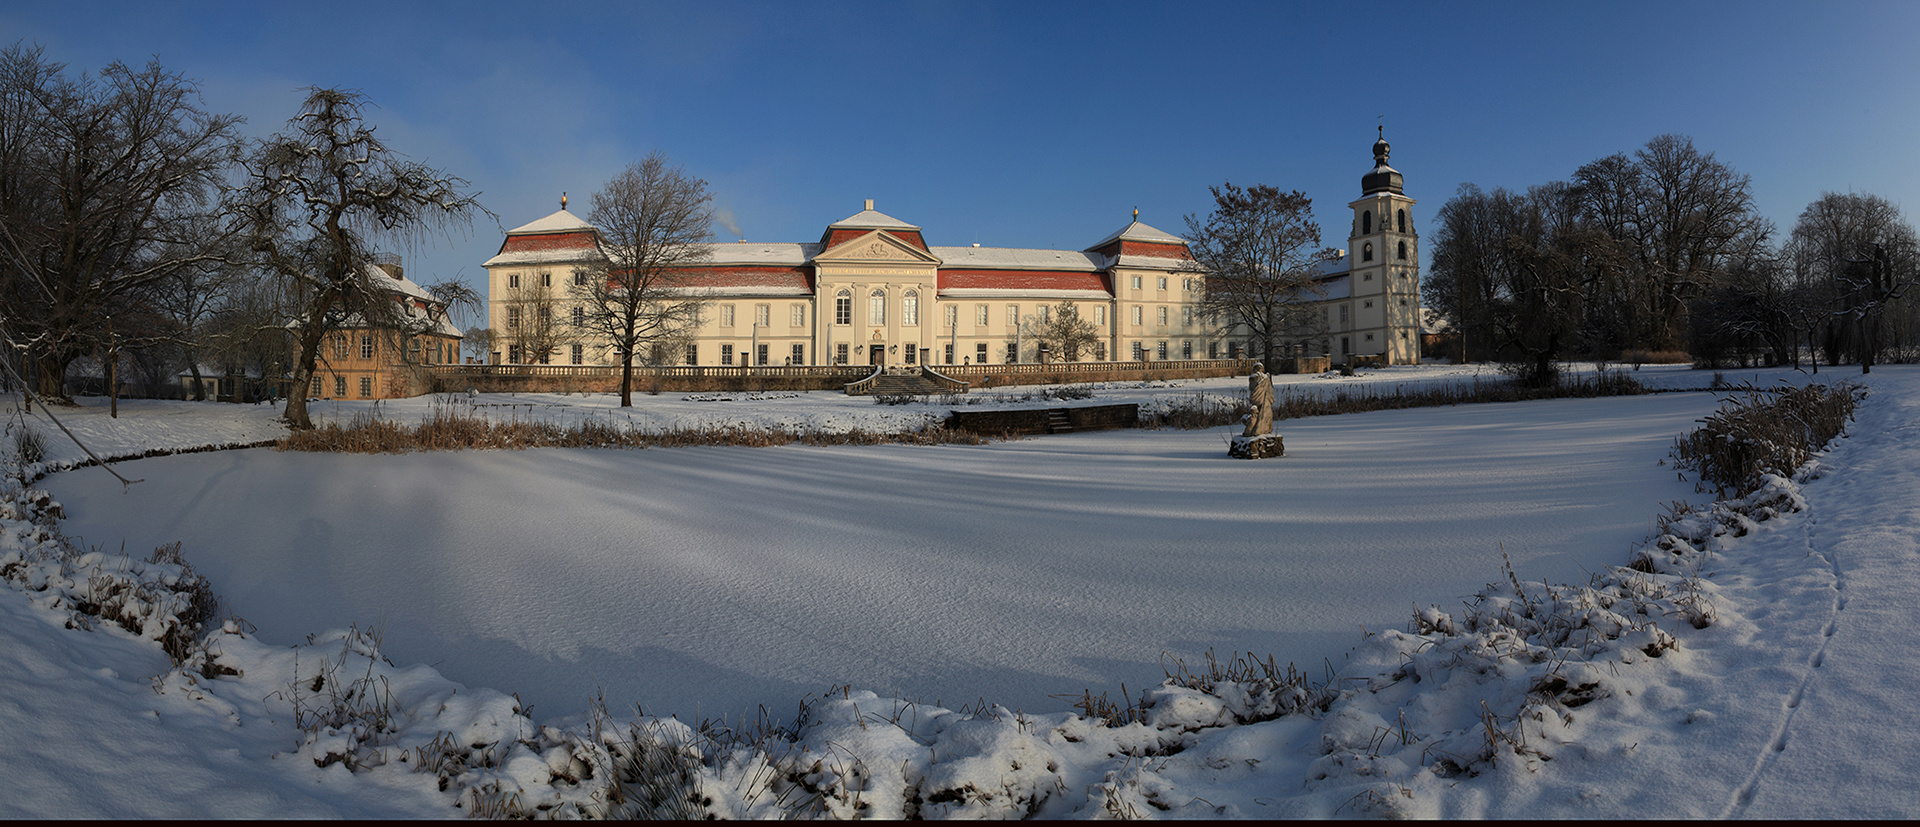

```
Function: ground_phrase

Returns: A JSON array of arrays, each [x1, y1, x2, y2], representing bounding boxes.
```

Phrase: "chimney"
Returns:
[[865, 198, 874, 211]]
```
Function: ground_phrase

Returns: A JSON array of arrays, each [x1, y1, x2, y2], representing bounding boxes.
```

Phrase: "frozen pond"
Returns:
[[46, 393, 1722, 724]]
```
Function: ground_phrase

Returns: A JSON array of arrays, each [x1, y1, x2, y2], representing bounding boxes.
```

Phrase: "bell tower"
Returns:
[[1345, 128, 1420, 365]]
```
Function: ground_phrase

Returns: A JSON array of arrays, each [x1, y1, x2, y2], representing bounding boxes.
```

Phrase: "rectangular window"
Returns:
[[870, 292, 886, 325], [1183, 307, 1194, 326], [721, 344, 734, 365], [1132, 342, 1144, 360], [1229, 342, 1242, 359], [1157, 341, 1168, 360], [1209, 341, 1219, 359], [1038, 305, 1050, 323], [755, 304, 770, 327], [1006, 342, 1018, 363], [508, 306, 521, 330], [572, 306, 584, 327], [791, 304, 805, 327], [685, 343, 698, 365], [1094, 341, 1106, 361], [509, 344, 522, 364], [721, 304, 735, 327], [1006, 305, 1018, 326], [1182, 340, 1192, 359], [332, 335, 348, 360], [333, 375, 345, 396], [1131, 275, 1142, 290], [1157, 306, 1168, 326], [976, 304, 988, 326], [1341, 305, 1350, 325], [358, 376, 372, 398], [540, 272, 551, 287], [571, 344, 583, 365], [791, 343, 805, 365], [835, 343, 849, 365], [835, 295, 852, 325], [902, 293, 919, 326], [574, 270, 588, 286], [904, 345, 916, 365], [975, 343, 987, 363], [944, 305, 957, 328], [1131, 306, 1143, 326], [757, 343, 769, 365], [1158, 276, 1167, 290], [360, 335, 374, 359], [944, 343, 954, 364], [508, 273, 520, 288]]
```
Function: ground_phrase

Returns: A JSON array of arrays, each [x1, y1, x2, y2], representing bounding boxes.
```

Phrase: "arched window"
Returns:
[[1397, 241, 1407, 260], [835, 289, 852, 325], [869, 289, 886, 325], [1363, 242, 1374, 262], [1397, 209, 1406, 233], [902, 290, 919, 326], [1362, 210, 1372, 235]]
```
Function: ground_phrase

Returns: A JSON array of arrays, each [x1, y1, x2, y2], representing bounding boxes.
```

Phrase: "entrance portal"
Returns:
[[869, 344, 885, 366]]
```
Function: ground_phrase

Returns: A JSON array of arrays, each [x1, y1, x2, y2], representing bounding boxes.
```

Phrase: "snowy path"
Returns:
[[1726, 377, 1920, 818]]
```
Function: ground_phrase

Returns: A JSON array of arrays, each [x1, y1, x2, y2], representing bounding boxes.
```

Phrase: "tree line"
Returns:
[[0, 44, 724, 425], [1423, 133, 1917, 382]]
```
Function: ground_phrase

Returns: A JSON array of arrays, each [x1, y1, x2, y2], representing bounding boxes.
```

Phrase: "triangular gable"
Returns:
[[812, 230, 941, 265]]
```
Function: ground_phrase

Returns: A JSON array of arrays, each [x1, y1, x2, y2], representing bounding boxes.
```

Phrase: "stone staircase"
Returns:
[[1046, 409, 1074, 433]]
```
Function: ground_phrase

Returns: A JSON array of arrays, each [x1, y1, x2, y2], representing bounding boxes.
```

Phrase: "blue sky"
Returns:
[[6, 1, 1917, 306]]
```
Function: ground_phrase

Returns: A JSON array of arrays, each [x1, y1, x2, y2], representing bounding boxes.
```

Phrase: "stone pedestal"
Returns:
[[1228, 434, 1284, 460]]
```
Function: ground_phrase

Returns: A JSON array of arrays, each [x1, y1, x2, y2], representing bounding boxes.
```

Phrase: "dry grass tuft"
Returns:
[[280, 404, 987, 453], [1669, 381, 1865, 498]]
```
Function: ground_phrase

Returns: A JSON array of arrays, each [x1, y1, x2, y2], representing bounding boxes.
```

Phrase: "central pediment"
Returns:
[[813, 230, 942, 265]]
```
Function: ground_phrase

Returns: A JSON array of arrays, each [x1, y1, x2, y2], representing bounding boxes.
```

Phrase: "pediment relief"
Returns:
[[815, 231, 941, 265]]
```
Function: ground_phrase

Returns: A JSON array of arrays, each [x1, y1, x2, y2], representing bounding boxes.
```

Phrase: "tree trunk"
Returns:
[[619, 354, 634, 407], [283, 314, 330, 430], [35, 352, 71, 404]]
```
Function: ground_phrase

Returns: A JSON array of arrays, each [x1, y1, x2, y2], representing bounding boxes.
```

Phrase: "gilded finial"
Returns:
[[1132, 206, 1139, 222], [561, 192, 568, 210]]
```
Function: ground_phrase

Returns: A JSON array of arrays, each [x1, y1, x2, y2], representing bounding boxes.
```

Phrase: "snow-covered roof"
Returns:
[[1112, 255, 1194, 271], [506, 208, 596, 235], [701, 242, 823, 266], [828, 201, 920, 231], [1318, 255, 1351, 277], [930, 246, 1104, 271], [936, 288, 1112, 300], [1314, 275, 1352, 301], [1087, 219, 1186, 250]]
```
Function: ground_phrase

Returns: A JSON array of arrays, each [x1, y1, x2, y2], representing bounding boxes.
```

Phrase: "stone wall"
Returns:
[[944, 404, 1140, 436]]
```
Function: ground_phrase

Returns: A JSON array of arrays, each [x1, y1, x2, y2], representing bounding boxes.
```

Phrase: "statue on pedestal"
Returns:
[[1229, 366, 1283, 459]]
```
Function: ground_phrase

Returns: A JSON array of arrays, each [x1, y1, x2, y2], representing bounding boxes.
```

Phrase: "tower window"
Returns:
[[1398, 241, 1408, 260], [1362, 210, 1372, 235], [1397, 209, 1407, 233], [1363, 242, 1374, 262]]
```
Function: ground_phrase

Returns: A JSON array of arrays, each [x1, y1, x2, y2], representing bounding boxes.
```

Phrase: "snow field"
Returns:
[[5, 362, 1910, 817]]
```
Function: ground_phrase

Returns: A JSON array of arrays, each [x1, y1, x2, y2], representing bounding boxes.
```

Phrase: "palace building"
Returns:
[[482, 136, 1419, 369]]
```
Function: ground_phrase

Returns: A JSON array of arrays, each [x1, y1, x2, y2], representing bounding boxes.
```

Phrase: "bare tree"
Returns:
[[462, 326, 496, 364], [1025, 300, 1101, 362], [0, 44, 240, 403], [502, 282, 577, 365], [1572, 135, 1766, 352], [231, 88, 482, 429], [1787, 192, 1920, 372], [1183, 183, 1329, 371], [574, 153, 713, 406]]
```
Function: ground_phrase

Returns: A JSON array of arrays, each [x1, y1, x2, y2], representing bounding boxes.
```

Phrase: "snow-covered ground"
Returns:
[[5, 362, 1913, 817]]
